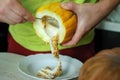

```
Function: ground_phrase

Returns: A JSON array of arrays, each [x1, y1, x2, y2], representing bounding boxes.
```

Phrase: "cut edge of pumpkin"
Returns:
[[33, 10, 66, 43]]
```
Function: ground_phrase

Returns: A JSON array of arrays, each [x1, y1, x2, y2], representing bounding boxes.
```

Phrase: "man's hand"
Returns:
[[61, 0, 119, 46], [0, 0, 35, 24]]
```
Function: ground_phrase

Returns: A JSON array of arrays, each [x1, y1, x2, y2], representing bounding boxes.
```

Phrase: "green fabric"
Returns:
[[9, 0, 97, 51], [85, 0, 97, 3]]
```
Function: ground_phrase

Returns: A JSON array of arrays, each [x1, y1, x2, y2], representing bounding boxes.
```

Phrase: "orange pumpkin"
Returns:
[[96, 47, 120, 57], [33, 2, 77, 43], [78, 47, 120, 80], [111, 47, 120, 55]]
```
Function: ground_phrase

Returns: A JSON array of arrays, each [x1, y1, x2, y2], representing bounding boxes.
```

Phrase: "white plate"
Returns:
[[18, 54, 83, 80]]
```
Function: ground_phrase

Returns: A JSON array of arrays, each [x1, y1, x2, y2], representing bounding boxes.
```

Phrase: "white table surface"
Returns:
[[0, 52, 78, 80], [0, 52, 37, 80]]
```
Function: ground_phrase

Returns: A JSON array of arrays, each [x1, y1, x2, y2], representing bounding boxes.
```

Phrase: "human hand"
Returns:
[[60, 2, 102, 46], [0, 0, 35, 24], [61, 0, 119, 46]]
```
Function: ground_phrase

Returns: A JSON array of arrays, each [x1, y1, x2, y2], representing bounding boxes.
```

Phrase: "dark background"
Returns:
[[0, 23, 8, 52], [0, 22, 120, 53], [94, 29, 120, 52]]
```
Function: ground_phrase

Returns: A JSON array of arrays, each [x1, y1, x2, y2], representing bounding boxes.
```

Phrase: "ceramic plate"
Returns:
[[18, 54, 83, 80]]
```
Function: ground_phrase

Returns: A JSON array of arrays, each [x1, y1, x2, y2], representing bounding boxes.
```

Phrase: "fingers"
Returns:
[[61, 2, 83, 46], [61, 2, 79, 12], [10, 0, 35, 22], [0, 0, 35, 24], [8, 8, 27, 24], [62, 25, 85, 46]]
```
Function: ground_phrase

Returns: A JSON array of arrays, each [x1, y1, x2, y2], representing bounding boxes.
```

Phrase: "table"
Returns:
[[0, 52, 78, 80]]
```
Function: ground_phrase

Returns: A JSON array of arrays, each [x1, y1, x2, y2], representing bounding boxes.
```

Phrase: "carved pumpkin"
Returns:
[[78, 48, 120, 80], [33, 2, 77, 43]]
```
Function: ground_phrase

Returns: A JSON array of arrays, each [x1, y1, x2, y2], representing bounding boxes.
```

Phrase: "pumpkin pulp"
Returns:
[[37, 15, 62, 79]]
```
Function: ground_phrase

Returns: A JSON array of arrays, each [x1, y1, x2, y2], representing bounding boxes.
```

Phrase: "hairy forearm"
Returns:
[[99, 0, 120, 9], [96, 0, 120, 17]]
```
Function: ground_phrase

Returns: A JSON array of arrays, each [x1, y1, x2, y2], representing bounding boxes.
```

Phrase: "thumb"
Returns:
[[61, 2, 78, 12]]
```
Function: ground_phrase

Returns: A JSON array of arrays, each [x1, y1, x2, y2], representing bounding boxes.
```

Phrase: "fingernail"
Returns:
[[24, 15, 28, 20], [30, 17, 35, 22], [24, 15, 35, 22], [61, 3, 69, 9]]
